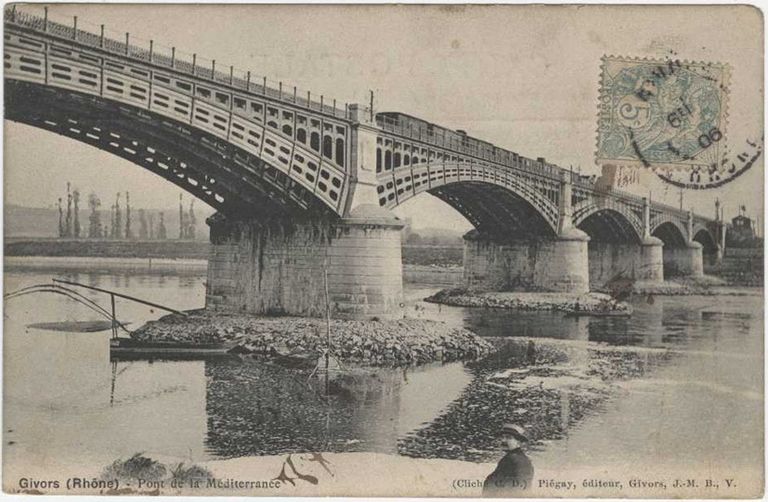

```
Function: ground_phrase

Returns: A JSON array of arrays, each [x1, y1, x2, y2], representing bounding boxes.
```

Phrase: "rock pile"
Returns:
[[132, 311, 494, 367], [425, 288, 630, 312]]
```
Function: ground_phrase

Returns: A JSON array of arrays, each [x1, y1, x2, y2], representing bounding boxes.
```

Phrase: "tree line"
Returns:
[[57, 183, 198, 240]]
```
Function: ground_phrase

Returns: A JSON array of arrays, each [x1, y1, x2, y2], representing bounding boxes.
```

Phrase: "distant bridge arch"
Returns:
[[651, 220, 688, 247], [574, 205, 643, 243]]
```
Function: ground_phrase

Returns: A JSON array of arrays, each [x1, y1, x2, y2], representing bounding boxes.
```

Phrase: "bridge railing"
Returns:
[[5, 6, 350, 119]]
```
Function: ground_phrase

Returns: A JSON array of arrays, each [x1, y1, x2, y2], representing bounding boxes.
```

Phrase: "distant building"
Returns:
[[727, 215, 760, 248]]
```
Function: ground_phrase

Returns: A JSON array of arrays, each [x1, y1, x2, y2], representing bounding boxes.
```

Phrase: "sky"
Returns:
[[4, 4, 763, 229]]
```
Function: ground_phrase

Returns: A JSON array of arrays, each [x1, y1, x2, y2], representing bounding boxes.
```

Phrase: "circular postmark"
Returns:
[[596, 56, 761, 189]]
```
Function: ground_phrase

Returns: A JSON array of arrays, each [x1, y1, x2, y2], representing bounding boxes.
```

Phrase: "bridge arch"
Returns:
[[378, 161, 560, 241], [651, 219, 688, 247], [693, 227, 718, 265], [574, 206, 643, 243], [6, 81, 338, 218], [4, 23, 352, 218]]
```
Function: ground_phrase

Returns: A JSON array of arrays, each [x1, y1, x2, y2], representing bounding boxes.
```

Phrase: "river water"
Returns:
[[3, 268, 763, 486]]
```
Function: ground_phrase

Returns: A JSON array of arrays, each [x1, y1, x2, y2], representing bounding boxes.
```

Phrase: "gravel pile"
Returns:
[[425, 288, 630, 312], [132, 311, 494, 367]]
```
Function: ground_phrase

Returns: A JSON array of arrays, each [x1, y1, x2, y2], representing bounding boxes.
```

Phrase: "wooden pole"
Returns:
[[52, 278, 189, 316], [110, 293, 117, 339]]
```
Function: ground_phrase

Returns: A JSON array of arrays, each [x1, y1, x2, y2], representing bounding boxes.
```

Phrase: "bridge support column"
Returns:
[[662, 242, 704, 277], [637, 237, 665, 283], [635, 197, 664, 285], [205, 206, 404, 320], [463, 229, 589, 293], [587, 236, 664, 288]]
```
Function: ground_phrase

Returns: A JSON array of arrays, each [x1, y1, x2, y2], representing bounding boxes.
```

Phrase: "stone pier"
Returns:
[[205, 205, 404, 320], [463, 229, 590, 293], [587, 237, 664, 288], [662, 242, 704, 277]]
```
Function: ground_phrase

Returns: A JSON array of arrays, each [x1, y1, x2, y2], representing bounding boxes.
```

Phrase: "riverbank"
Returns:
[[132, 310, 494, 367], [4, 255, 208, 275]]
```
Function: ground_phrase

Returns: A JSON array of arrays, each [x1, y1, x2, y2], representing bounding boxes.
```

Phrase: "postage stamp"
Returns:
[[596, 56, 731, 178]]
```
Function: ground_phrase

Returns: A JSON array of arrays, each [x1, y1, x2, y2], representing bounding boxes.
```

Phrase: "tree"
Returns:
[[187, 199, 197, 240], [158, 212, 167, 240], [178, 193, 184, 239], [113, 193, 122, 240], [148, 212, 156, 239], [64, 182, 73, 238], [125, 192, 133, 239], [57, 197, 64, 237], [87, 192, 101, 238], [138, 209, 148, 240], [73, 189, 80, 238]]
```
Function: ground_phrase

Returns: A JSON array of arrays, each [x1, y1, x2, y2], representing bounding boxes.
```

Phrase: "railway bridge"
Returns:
[[4, 7, 725, 319]]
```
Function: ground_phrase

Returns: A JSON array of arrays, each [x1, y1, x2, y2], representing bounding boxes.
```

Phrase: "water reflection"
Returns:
[[3, 271, 763, 477], [203, 359, 471, 458]]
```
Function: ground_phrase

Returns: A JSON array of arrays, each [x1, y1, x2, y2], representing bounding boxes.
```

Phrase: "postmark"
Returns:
[[596, 55, 741, 188]]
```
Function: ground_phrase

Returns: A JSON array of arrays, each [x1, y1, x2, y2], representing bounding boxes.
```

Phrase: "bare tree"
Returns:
[[158, 211, 167, 240], [73, 189, 80, 238], [64, 182, 72, 238], [88, 192, 102, 238], [138, 209, 148, 240], [114, 192, 122, 240], [57, 197, 64, 238], [125, 192, 133, 240]]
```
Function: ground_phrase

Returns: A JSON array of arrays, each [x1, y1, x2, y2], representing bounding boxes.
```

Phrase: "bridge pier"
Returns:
[[662, 242, 704, 277], [587, 236, 664, 288], [462, 229, 590, 293], [205, 205, 404, 320]]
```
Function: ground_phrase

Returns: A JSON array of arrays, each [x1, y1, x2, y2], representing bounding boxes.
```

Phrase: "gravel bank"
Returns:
[[132, 311, 494, 367], [425, 289, 629, 312]]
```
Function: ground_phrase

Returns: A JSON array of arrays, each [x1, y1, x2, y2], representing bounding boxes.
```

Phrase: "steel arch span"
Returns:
[[4, 22, 353, 218], [573, 204, 644, 243], [378, 160, 561, 239]]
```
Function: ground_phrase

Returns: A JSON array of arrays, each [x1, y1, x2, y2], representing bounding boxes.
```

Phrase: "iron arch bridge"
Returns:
[[4, 7, 717, 246]]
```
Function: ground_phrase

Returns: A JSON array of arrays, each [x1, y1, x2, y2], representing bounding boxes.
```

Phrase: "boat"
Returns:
[[110, 337, 235, 359]]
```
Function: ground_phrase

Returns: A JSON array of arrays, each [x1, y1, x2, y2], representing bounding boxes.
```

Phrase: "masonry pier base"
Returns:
[[462, 229, 590, 293], [205, 205, 404, 320], [663, 242, 704, 278], [587, 237, 665, 289]]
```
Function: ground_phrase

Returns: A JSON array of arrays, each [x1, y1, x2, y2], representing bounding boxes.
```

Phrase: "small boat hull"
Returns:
[[110, 337, 234, 360]]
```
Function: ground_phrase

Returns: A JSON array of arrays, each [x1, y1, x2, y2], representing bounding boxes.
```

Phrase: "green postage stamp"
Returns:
[[597, 56, 730, 175]]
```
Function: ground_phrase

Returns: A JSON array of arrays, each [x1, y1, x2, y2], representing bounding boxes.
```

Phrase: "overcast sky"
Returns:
[[4, 4, 763, 229]]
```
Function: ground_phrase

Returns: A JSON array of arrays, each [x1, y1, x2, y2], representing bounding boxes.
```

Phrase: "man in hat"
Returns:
[[482, 424, 534, 497]]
